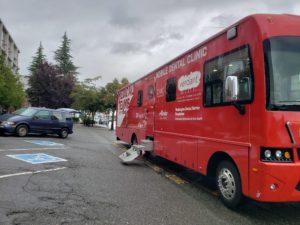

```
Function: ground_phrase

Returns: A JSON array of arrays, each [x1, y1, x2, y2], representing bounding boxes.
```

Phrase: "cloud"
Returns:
[[0, 0, 300, 85], [148, 33, 183, 48], [111, 42, 147, 54]]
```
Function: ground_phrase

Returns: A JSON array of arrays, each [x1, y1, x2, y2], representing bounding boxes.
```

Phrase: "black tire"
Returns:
[[216, 160, 243, 209], [59, 128, 69, 139], [131, 135, 138, 145], [16, 125, 28, 137], [131, 135, 143, 156]]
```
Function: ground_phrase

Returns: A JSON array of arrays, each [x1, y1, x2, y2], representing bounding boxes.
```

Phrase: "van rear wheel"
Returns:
[[59, 128, 69, 139], [216, 160, 243, 209], [131, 135, 138, 145]]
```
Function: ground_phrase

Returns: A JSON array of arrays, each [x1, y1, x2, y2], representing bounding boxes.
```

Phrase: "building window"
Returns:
[[204, 45, 253, 107], [137, 90, 143, 107], [166, 77, 176, 102]]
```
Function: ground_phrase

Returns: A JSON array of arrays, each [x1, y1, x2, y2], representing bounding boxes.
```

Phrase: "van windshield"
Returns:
[[264, 36, 300, 111], [13, 108, 38, 117]]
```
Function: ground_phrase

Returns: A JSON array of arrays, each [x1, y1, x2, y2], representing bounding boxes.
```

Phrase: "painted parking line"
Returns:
[[24, 140, 64, 146], [0, 167, 67, 179], [145, 161, 219, 196], [7, 153, 67, 164], [0, 147, 67, 152]]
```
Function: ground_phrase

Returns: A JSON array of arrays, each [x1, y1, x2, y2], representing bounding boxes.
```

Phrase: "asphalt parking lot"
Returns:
[[0, 125, 300, 225]]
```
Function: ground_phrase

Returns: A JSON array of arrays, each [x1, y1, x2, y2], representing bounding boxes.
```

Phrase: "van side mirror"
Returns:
[[225, 76, 238, 101], [225, 75, 246, 115]]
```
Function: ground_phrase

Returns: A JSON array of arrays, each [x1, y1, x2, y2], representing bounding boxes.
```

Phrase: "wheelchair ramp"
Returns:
[[119, 145, 146, 163]]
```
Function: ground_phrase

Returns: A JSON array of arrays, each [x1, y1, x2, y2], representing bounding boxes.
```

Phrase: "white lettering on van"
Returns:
[[156, 46, 207, 79], [187, 46, 207, 64], [178, 71, 201, 91], [117, 85, 134, 127], [159, 110, 168, 120]]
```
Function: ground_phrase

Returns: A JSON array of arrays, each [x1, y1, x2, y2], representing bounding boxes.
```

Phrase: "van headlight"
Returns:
[[261, 148, 293, 162], [264, 149, 272, 158], [275, 150, 282, 159], [2, 121, 16, 126]]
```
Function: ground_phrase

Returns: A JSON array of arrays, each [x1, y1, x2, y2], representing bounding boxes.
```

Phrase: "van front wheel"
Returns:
[[16, 125, 28, 137], [216, 160, 243, 208]]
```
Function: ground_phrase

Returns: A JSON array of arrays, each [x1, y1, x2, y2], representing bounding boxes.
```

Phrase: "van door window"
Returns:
[[137, 90, 143, 107], [148, 85, 154, 99], [204, 45, 253, 107], [35, 110, 50, 120], [52, 112, 63, 121], [166, 77, 176, 102]]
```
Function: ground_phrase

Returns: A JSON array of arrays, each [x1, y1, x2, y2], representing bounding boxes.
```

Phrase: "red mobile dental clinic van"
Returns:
[[116, 14, 300, 208]]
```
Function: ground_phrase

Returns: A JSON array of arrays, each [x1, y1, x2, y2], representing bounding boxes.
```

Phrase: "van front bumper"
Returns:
[[249, 162, 300, 202], [0, 124, 16, 134]]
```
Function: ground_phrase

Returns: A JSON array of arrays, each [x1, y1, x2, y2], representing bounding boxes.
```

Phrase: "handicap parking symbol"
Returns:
[[7, 153, 67, 164], [25, 140, 64, 146]]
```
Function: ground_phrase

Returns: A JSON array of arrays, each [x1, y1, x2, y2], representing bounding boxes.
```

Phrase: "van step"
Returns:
[[140, 139, 154, 152], [114, 140, 129, 145], [119, 145, 145, 163]]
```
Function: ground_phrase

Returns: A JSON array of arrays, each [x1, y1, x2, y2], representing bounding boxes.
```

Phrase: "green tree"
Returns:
[[0, 54, 25, 111], [54, 32, 77, 107], [54, 32, 77, 76], [104, 77, 129, 130], [27, 42, 46, 106], [28, 42, 46, 75], [71, 78, 105, 125]]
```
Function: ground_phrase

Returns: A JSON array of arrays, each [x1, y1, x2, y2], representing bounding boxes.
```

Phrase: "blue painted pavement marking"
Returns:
[[25, 140, 64, 146], [7, 153, 67, 164]]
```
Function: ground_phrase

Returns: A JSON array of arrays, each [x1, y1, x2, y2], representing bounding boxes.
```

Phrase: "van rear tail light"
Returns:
[[260, 148, 293, 163]]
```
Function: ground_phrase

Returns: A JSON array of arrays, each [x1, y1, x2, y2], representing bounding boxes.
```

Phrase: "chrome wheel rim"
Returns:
[[217, 168, 236, 200]]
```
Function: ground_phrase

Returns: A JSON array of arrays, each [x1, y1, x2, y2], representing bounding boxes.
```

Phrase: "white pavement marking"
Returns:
[[7, 153, 67, 164], [24, 140, 64, 146], [0, 167, 67, 179], [0, 147, 67, 152]]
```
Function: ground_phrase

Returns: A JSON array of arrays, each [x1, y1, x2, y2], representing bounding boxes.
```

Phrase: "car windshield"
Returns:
[[264, 36, 300, 111], [12, 108, 38, 117]]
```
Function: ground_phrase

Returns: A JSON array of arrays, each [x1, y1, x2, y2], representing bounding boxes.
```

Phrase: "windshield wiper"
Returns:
[[270, 104, 289, 110], [279, 100, 300, 103], [270, 104, 300, 110]]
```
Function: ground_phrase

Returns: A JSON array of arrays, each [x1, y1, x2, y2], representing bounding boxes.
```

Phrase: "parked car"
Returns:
[[0, 107, 73, 138]]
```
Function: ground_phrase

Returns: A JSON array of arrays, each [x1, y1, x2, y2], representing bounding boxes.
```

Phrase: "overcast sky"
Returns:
[[1, 0, 300, 86]]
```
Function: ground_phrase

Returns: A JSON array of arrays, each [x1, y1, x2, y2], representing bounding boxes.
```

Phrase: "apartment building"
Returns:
[[0, 18, 20, 73]]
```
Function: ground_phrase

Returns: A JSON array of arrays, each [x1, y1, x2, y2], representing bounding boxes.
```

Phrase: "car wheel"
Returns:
[[216, 160, 243, 209], [59, 128, 69, 139], [16, 125, 28, 137]]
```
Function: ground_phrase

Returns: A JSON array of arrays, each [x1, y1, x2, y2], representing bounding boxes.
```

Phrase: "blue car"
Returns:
[[0, 107, 73, 138]]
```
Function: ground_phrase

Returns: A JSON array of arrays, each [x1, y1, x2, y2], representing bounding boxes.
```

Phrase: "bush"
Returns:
[[82, 117, 95, 126], [72, 117, 79, 123]]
